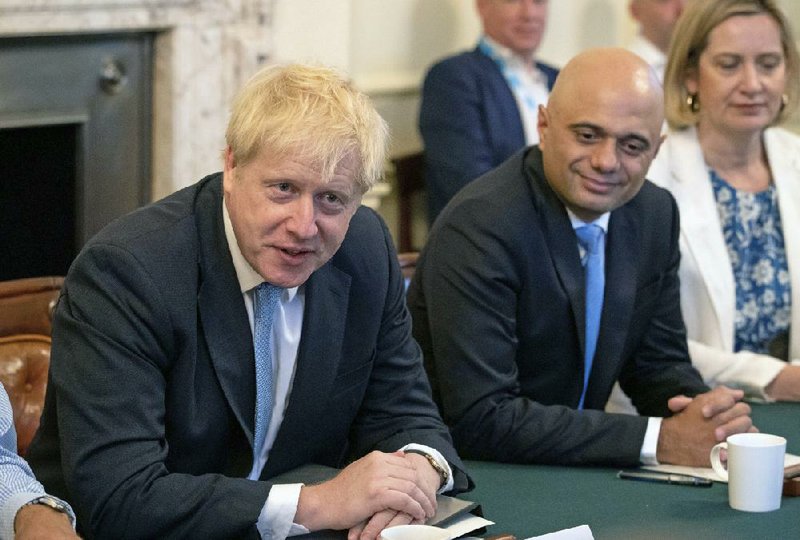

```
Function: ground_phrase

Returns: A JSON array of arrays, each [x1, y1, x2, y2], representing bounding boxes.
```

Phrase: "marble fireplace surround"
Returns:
[[0, 0, 274, 200]]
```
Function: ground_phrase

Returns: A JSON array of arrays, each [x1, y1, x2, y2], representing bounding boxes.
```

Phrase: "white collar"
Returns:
[[566, 208, 610, 233], [483, 35, 544, 67]]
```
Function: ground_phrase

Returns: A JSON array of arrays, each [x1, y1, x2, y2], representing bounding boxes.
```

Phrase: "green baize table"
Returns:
[[465, 402, 798, 540]]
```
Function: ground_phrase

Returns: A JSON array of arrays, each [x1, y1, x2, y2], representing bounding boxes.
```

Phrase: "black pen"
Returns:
[[617, 470, 713, 487]]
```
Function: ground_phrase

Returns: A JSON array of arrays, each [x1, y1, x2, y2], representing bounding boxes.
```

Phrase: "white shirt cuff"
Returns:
[[255, 444, 455, 539], [400, 443, 455, 493], [256, 483, 308, 539], [640, 417, 662, 465]]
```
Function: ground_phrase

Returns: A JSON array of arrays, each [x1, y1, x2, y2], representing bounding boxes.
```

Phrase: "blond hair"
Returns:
[[663, 0, 800, 129], [225, 63, 388, 192]]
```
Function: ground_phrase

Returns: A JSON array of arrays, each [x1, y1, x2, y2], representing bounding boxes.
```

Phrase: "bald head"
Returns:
[[549, 48, 664, 126], [537, 48, 665, 221]]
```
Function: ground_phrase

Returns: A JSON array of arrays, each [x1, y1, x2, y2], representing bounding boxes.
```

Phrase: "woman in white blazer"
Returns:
[[650, 0, 800, 401]]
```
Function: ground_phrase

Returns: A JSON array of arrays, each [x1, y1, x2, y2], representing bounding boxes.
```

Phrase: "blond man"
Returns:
[[29, 64, 469, 540]]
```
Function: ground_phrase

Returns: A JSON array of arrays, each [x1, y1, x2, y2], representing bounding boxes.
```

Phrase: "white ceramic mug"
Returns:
[[710, 432, 786, 512], [378, 524, 452, 540]]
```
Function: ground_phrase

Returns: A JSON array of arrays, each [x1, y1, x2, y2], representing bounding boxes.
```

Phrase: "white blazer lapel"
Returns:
[[764, 128, 800, 359], [656, 128, 736, 350]]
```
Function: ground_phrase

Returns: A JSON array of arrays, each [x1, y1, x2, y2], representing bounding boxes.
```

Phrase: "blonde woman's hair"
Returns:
[[663, 0, 800, 129], [225, 63, 388, 193]]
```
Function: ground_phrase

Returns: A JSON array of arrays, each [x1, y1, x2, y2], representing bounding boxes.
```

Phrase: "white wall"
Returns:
[[344, 0, 633, 155], [271, 0, 352, 68], [349, 0, 480, 93]]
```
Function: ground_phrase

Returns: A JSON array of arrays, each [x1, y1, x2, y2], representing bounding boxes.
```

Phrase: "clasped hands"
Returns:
[[657, 385, 756, 466], [295, 450, 442, 540]]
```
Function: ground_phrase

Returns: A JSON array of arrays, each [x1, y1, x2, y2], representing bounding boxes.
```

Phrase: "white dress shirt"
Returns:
[[223, 203, 453, 539]]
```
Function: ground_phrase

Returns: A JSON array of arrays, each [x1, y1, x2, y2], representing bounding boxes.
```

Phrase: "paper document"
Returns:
[[428, 494, 479, 527], [428, 494, 489, 537], [441, 513, 494, 539], [524, 524, 594, 540], [643, 452, 800, 483]]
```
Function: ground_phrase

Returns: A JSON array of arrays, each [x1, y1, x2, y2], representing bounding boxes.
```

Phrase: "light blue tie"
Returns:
[[575, 225, 605, 410], [253, 282, 281, 458]]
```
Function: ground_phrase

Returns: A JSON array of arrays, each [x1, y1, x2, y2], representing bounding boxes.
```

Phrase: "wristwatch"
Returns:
[[405, 449, 450, 488], [16, 496, 73, 534], [22, 495, 71, 517]]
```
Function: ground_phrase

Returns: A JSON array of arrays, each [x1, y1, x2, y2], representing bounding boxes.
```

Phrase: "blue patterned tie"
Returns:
[[253, 282, 281, 458], [575, 225, 605, 410]]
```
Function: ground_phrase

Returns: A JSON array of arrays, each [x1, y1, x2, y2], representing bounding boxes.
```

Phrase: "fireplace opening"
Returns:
[[0, 32, 153, 282], [0, 124, 77, 280]]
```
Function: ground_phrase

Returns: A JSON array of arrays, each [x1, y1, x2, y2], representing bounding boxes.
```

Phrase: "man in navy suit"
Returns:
[[28, 64, 469, 540], [409, 48, 754, 468], [419, 0, 559, 224]]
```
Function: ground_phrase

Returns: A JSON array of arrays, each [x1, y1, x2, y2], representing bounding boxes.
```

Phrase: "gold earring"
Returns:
[[781, 93, 789, 111], [686, 93, 700, 113]]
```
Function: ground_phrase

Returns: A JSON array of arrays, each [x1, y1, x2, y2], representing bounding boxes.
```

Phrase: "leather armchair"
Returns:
[[0, 276, 63, 456]]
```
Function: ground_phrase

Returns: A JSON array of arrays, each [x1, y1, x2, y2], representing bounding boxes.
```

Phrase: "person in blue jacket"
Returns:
[[419, 0, 559, 223]]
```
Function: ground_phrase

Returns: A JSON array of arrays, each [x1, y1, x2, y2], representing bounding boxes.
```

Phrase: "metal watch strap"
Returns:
[[23, 495, 70, 515], [404, 449, 449, 487], [16, 496, 72, 534]]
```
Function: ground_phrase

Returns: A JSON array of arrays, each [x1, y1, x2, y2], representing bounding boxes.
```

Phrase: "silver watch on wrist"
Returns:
[[23, 495, 71, 516]]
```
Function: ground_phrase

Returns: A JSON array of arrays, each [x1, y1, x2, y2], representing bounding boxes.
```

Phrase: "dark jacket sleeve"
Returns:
[[340, 210, 471, 494], [616, 190, 709, 414]]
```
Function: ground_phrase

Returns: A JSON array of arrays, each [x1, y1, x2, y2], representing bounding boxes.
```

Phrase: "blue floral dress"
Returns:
[[711, 170, 792, 358]]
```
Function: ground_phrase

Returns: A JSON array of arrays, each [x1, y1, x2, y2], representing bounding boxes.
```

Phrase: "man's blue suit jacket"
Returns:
[[419, 46, 559, 224], [28, 173, 468, 539]]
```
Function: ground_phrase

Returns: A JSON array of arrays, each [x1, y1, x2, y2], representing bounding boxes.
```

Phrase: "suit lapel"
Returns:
[[474, 46, 526, 150], [765, 128, 800, 358], [526, 151, 587, 361], [261, 262, 351, 477], [195, 177, 257, 447], [526, 149, 638, 406], [667, 128, 735, 348], [585, 208, 638, 407]]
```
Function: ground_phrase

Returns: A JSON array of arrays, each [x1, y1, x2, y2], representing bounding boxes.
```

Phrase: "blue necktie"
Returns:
[[575, 225, 605, 410], [253, 282, 281, 458]]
